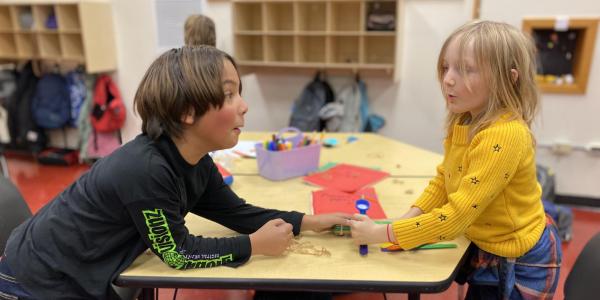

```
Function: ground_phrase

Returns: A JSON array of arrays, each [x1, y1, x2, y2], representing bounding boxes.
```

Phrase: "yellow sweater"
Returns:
[[392, 116, 546, 257]]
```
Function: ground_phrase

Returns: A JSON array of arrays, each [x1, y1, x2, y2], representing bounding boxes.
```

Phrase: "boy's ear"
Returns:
[[181, 108, 195, 125], [510, 69, 519, 84]]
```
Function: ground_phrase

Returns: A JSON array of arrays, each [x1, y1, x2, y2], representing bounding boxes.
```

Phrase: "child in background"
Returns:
[[184, 14, 216, 47], [348, 20, 561, 299], [0, 46, 350, 299]]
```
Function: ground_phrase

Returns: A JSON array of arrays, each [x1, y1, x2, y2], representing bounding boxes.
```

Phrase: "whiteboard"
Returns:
[[155, 0, 203, 52]]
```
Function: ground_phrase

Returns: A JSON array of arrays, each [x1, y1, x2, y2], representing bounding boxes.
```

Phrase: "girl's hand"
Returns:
[[348, 214, 388, 245], [249, 218, 293, 256], [301, 213, 352, 232]]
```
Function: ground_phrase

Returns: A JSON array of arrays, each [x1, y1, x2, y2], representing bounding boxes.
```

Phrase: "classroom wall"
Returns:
[[104, 0, 600, 200], [480, 0, 600, 200]]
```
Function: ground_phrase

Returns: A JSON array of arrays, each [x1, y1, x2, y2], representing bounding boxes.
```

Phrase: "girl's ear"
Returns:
[[181, 108, 195, 125], [510, 69, 519, 84]]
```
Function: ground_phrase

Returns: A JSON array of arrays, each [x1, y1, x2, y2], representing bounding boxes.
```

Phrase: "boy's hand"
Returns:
[[249, 218, 293, 256], [301, 213, 352, 232], [348, 214, 387, 245]]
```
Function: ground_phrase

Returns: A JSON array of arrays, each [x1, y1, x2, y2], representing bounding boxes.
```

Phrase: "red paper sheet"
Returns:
[[303, 163, 389, 193], [312, 187, 387, 219]]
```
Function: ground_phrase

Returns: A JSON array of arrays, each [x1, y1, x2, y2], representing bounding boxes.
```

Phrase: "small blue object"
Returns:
[[323, 138, 338, 147], [223, 175, 233, 186], [355, 198, 371, 256], [347, 136, 358, 143]]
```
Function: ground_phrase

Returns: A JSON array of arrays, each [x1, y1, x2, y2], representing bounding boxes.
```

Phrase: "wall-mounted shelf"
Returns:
[[233, 0, 398, 74], [0, 1, 116, 73], [523, 17, 599, 94]]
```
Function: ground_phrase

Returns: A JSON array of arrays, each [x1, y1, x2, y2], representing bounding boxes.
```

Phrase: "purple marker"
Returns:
[[355, 198, 370, 256]]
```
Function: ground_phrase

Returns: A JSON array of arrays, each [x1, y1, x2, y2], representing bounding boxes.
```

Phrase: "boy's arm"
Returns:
[[191, 161, 304, 235], [127, 198, 253, 269]]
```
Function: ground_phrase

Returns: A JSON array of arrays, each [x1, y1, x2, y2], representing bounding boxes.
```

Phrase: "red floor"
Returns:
[[4, 153, 600, 300]]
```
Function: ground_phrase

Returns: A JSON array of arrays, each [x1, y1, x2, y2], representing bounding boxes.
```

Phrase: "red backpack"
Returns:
[[91, 75, 125, 132]]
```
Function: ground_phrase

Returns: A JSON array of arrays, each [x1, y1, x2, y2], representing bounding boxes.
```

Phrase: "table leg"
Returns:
[[138, 288, 155, 300], [408, 292, 420, 300]]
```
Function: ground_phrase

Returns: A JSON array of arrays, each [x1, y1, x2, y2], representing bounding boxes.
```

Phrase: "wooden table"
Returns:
[[115, 133, 470, 300], [225, 132, 442, 177]]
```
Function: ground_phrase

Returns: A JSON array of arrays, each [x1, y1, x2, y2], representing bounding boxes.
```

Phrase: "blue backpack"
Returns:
[[31, 73, 71, 129], [65, 71, 86, 127]]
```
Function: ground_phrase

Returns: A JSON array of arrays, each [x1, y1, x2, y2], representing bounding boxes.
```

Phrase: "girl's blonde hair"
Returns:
[[184, 15, 216, 47], [437, 20, 539, 140]]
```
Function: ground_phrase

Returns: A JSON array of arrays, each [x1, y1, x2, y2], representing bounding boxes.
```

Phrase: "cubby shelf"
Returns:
[[0, 1, 116, 73], [233, 0, 398, 74]]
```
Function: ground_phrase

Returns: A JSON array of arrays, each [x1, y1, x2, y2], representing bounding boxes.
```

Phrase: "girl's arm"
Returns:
[[400, 206, 424, 219]]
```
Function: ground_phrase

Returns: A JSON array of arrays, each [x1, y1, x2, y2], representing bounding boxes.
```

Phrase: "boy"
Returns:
[[0, 46, 349, 299]]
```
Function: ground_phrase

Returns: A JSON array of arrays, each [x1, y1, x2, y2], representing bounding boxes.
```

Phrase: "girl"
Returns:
[[349, 20, 561, 299], [0, 46, 349, 299]]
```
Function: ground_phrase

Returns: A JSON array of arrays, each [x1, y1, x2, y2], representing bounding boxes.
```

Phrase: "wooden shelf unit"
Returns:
[[0, 1, 116, 73], [233, 0, 398, 73]]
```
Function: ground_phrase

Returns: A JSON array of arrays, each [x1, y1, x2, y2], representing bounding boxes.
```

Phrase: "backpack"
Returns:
[[542, 199, 573, 242], [536, 164, 556, 203], [90, 75, 125, 133], [31, 73, 71, 129], [65, 70, 87, 127], [289, 72, 334, 131], [5, 62, 47, 152], [319, 80, 361, 132], [0, 69, 16, 144]]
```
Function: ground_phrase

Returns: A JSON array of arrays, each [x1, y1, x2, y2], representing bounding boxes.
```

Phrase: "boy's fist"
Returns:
[[250, 218, 293, 256]]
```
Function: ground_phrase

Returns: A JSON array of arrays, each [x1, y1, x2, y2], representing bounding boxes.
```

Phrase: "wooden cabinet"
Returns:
[[233, 0, 398, 74], [0, 1, 116, 73]]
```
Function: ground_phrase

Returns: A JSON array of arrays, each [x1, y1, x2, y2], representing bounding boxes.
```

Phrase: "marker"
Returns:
[[355, 197, 370, 256]]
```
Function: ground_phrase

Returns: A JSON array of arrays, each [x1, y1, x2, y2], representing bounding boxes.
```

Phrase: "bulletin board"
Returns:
[[523, 17, 599, 94]]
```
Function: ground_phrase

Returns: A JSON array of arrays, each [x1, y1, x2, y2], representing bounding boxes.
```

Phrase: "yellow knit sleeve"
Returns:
[[392, 122, 529, 249], [412, 138, 450, 213], [412, 163, 448, 213]]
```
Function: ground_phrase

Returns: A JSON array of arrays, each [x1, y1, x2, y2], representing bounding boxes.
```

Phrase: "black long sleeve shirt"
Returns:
[[5, 134, 304, 299]]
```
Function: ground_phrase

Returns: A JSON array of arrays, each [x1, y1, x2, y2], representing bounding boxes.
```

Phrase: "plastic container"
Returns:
[[255, 127, 321, 181]]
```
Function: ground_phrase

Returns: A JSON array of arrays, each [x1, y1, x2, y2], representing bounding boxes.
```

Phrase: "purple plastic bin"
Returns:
[[255, 127, 321, 181]]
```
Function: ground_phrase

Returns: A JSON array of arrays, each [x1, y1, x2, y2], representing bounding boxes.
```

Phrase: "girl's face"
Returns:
[[192, 59, 248, 151], [441, 38, 489, 117]]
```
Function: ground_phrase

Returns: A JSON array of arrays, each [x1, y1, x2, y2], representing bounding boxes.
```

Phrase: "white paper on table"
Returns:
[[229, 140, 258, 158]]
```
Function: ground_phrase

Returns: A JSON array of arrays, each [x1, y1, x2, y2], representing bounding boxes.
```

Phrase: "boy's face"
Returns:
[[191, 59, 248, 150], [441, 38, 489, 117]]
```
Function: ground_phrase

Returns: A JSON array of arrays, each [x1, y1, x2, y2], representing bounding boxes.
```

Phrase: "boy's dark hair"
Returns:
[[184, 15, 216, 47], [134, 46, 241, 140]]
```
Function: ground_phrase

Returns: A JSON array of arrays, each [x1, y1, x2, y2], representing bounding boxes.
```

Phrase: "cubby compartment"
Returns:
[[0, 6, 13, 30], [33, 5, 56, 30], [265, 36, 294, 62], [365, 1, 396, 31], [56, 4, 80, 31], [364, 35, 394, 64], [0, 33, 17, 58], [15, 32, 36, 57], [234, 2, 262, 31], [12, 5, 33, 30], [231, 0, 398, 73], [330, 2, 361, 32], [60, 33, 83, 60], [235, 35, 264, 61], [297, 35, 326, 63], [297, 2, 326, 32], [265, 2, 293, 31], [329, 36, 360, 63], [37, 32, 61, 58]]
